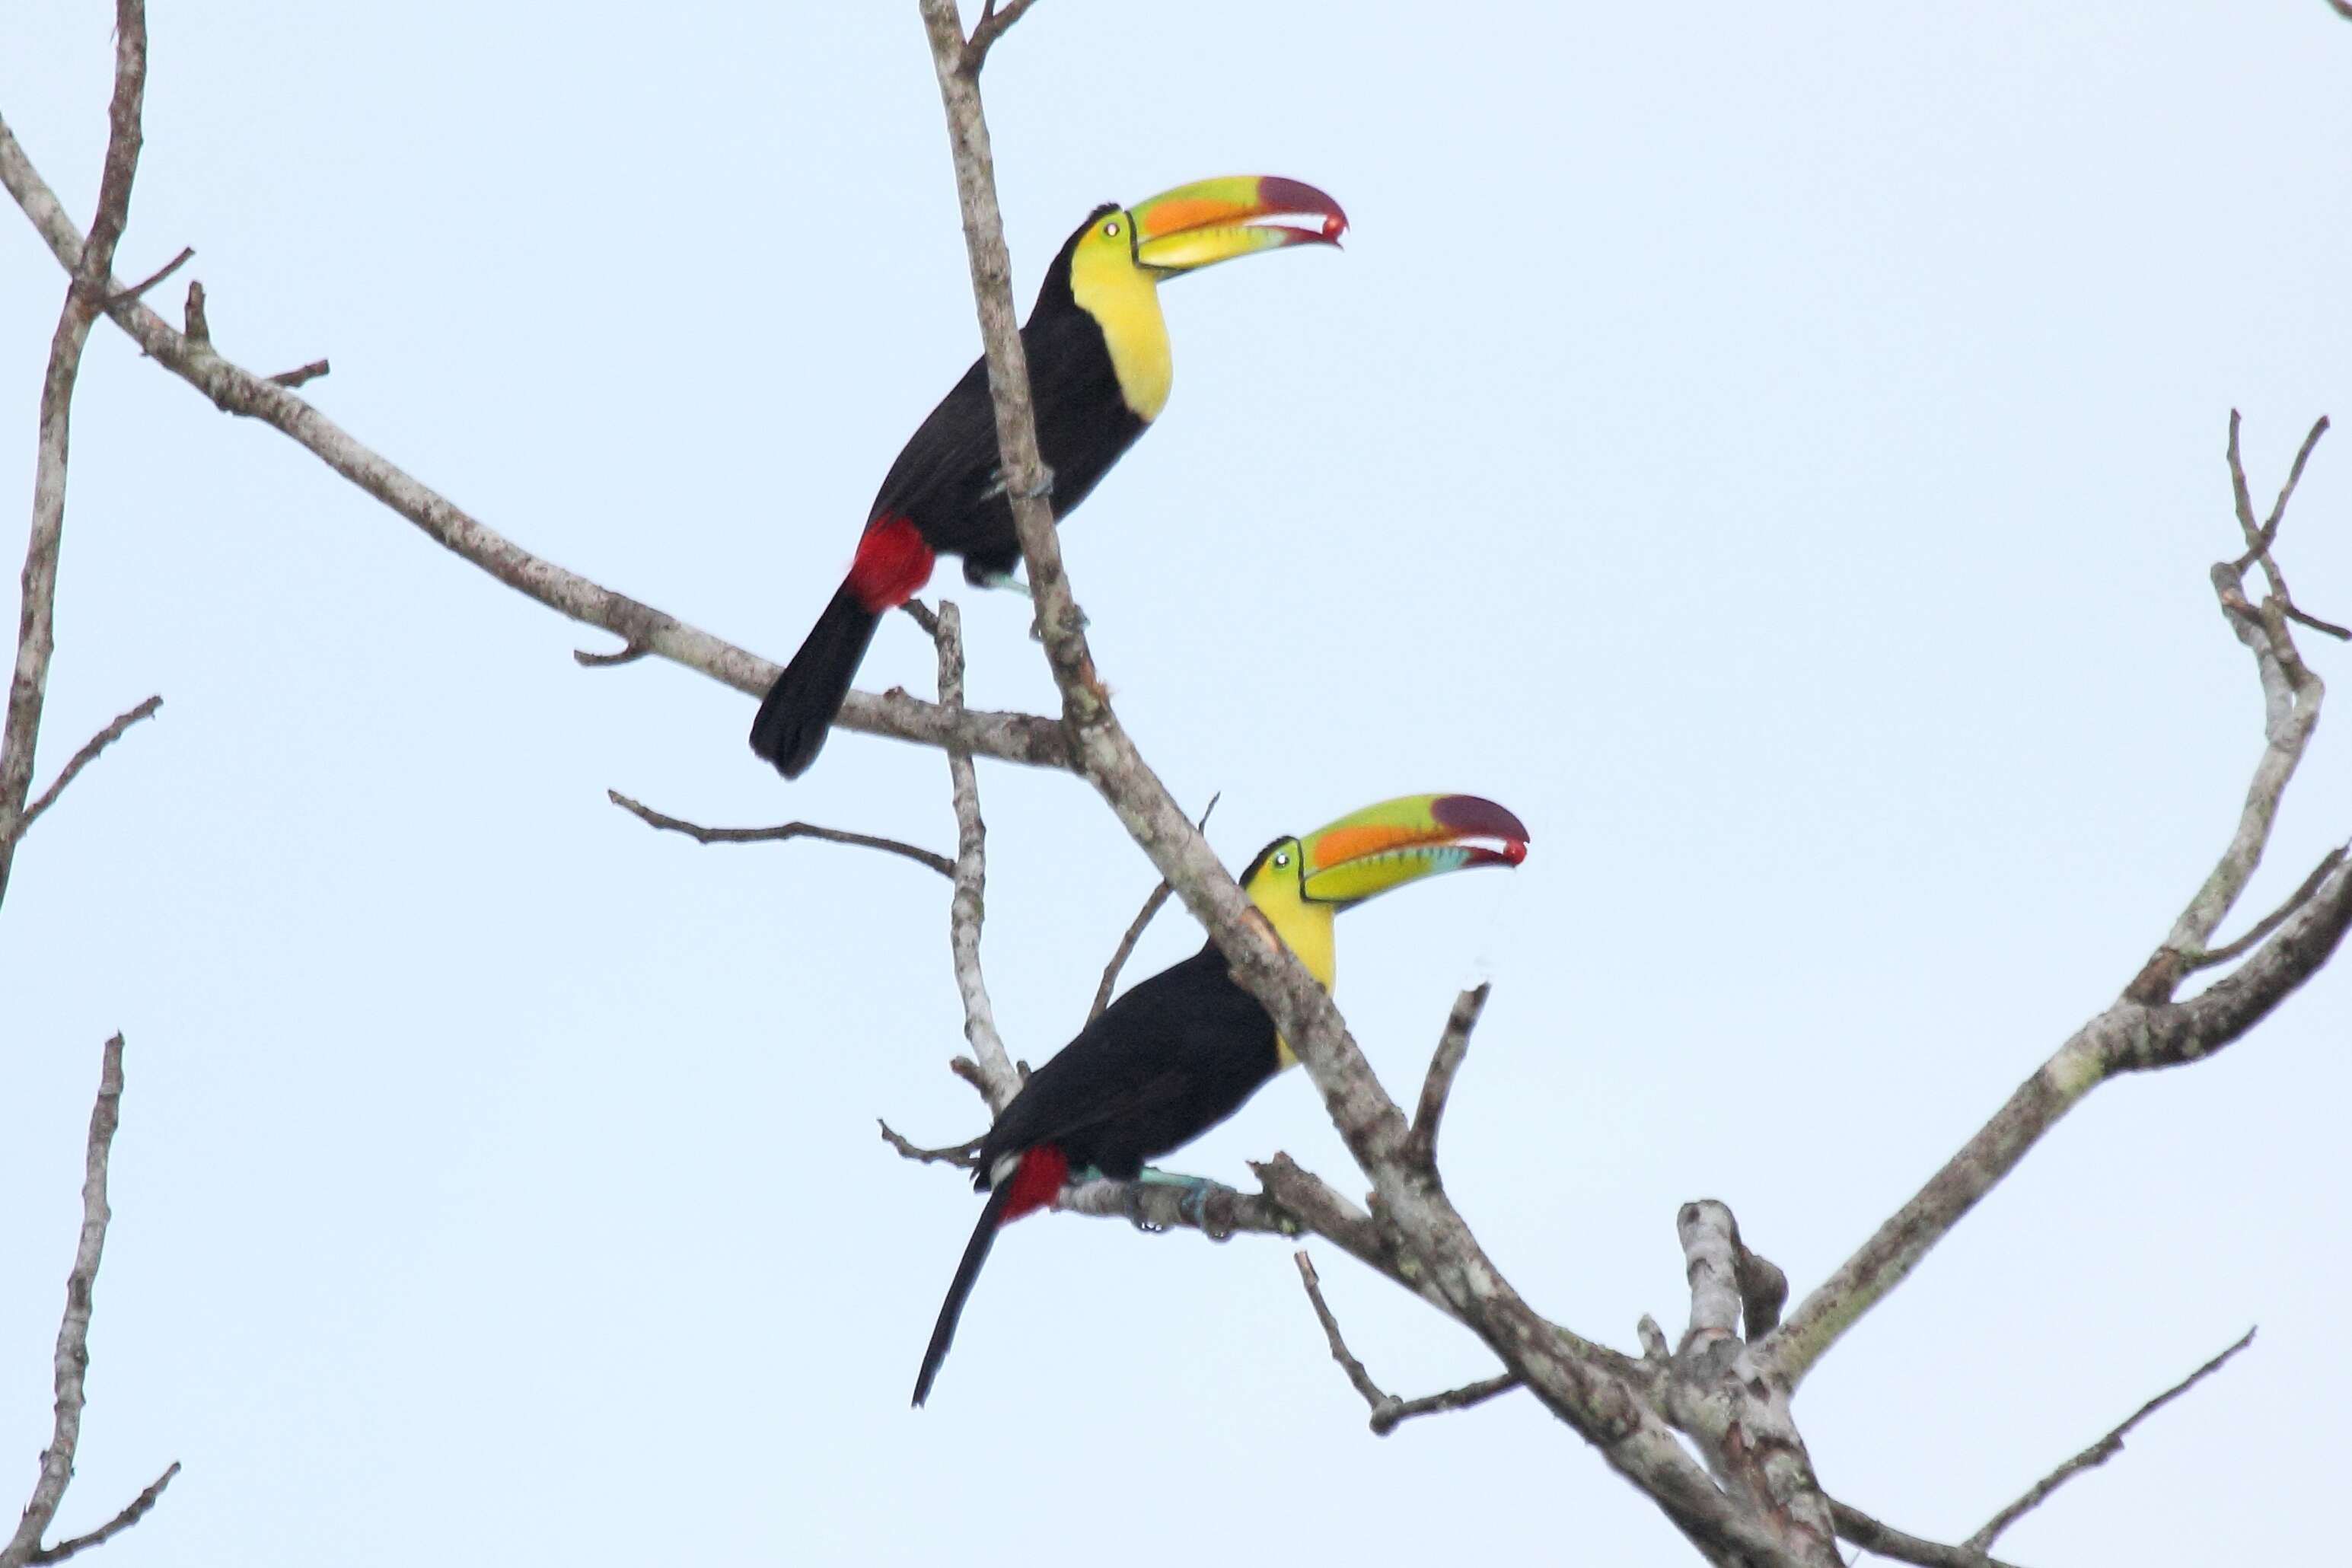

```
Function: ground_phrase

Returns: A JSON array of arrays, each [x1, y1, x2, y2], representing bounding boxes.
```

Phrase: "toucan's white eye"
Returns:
[[1104, 220, 1121, 237], [1273, 850, 1291, 868]]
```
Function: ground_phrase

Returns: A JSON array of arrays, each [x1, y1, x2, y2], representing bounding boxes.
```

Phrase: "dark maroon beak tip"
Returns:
[[1430, 795, 1531, 846]]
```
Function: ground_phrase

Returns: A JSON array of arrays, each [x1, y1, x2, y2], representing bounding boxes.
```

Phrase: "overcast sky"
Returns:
[[4, 2, 2348, 1563]]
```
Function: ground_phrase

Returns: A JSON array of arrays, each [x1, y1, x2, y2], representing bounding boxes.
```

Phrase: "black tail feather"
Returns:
[[749, 582, 880, 779], [912, 1181, 1016, 1408]]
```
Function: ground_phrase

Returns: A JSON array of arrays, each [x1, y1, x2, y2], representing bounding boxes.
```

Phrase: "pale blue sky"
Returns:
[[4, 2, 2348, 1563]]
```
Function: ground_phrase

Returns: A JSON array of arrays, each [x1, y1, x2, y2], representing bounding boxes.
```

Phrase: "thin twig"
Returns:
[[8, 696, 161, 844], [0, 0, 148, 915], [265, 359, 329, 389], [27, 1462, 178, 1566], [0, 1034, 129, 1568], [934, 601, 1018, 1111], [1088, 884, 1172, 1023], [1828, 1499, 2019, 1568], [101, 244, 187, 306], [2230, 412, 2328, 575], [959, 0, 1042, 74], [2283, 601, 2352, 641], [607, 789, 951, 877], [2180, 846, 2347, 974], [1087, 791, 1219, 1021], [1407, 983, 1488, 1169], [1293, 1251, 1389, 1410], [1293, 1251, 1519, 1436], [1965, 1326, 2258, 1552], [876, 1120, 982, 1169], [2224, 413, 2343, 639], [1373, 1374, 1522, 1436]]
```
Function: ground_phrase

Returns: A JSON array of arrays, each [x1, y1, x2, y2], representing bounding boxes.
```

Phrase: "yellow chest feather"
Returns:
[[1069, 256, 1173, 422], [1255, 897, 1335, 1072]]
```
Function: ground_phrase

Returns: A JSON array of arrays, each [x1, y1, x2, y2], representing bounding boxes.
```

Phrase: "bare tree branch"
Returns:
[[1406, 983, 1487, 1169], [932, 601, 1018, 1112], [0, 2, 147, 913], [1761, 416, 2348, 1392], [27, 1463, 177, 1566], [2, 1034, 129, 1568], [5, 696, 160, 848], [1828, 1499, 2021, 1568], [1087, 791, 1219, 1023], [0, 123, 1073, 779], [607, 789, 952, 877], [1965, 1326, 2258, 1553], [2328, 1, 2352, 23]]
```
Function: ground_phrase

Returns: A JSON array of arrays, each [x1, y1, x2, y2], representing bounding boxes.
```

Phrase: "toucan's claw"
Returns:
[[1122, 1181, 1168, 1234], [1029, 603, 1089, 642]]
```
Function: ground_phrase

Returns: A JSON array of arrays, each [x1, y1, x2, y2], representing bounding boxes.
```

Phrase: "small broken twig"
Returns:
[[572, 639, 650, 668], [607, 789, 951, 877], [265, 359, 330, 389], [1965, 1326, 2258, 1553]]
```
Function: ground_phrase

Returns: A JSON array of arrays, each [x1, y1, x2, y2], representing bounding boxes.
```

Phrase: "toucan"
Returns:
[[748, 175, 1349, 778], [910, 793, 1530, 1407]]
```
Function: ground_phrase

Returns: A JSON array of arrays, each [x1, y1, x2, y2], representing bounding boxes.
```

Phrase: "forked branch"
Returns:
[[1761, 413, 2348, 1392]]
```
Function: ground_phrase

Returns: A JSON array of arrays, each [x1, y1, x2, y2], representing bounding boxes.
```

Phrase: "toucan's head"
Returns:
[[1063, 176, 1347, 293], [1235, 794, 1529, 990]]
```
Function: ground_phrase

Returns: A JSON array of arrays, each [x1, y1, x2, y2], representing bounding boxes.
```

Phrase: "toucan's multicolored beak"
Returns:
[[1299, 793, 1529, 910], [1130, 176, 1348, 275]]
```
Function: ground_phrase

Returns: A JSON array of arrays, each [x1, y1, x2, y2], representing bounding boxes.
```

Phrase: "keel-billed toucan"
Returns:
[[748, 175, 1348, 778], [910, 793, 1530, 1407]]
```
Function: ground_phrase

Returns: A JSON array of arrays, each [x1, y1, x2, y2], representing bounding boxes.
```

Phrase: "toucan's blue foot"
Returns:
[[1134, 1168, 1231, 1237]]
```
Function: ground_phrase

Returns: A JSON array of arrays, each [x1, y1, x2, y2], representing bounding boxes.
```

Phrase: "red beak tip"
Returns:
[[1321, 215, 1346, 242], [1502, 840, 1528, 867]]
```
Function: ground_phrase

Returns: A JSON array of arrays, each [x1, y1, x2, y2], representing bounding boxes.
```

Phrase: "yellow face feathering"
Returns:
[[1239, 836, 1335, 1069], [1066, 209, 1174, 423]]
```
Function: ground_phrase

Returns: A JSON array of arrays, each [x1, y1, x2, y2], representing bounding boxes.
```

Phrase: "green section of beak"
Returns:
[[1298, 793, 1529, 909], [1130, 175, 1348, 273]]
